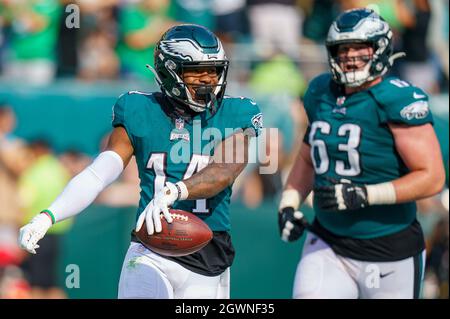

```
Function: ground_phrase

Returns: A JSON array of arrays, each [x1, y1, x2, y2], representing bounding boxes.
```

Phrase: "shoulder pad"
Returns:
[[223, 95, 258, 106], [221, 96, 262, 136], [306, 73, 333, 97], [303, 73, 333, 114], [127, 90, 152, 96], [371, 77, 433, 125]]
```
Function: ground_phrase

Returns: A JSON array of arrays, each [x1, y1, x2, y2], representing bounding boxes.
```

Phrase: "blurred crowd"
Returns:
[[0, 0, 448, 299], [0, 0, 448, 91], [0, 101, 141, 298]]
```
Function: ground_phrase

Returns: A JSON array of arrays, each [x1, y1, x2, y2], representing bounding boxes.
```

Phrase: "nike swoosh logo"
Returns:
[[413, 92, 426, 99], [380, 271, 395, 278]]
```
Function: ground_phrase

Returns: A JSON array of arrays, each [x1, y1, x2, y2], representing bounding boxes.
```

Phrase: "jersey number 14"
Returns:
[[147, 153, 210, 214]]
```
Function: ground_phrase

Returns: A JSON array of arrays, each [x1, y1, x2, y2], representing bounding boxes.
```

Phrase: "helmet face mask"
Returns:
[[153, 25, 229, 113], [178, 60, 228, 112], [330, 42, 375, 88], [326, 8, 397, 88]]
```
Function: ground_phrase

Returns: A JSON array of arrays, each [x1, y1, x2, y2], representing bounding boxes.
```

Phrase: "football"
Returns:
[[135, 209, 213, 257]]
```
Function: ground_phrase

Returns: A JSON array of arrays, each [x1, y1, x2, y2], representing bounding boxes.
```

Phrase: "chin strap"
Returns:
[[389, 52, 406, 66], [195, 86, 218, 114], [146, 64, 163, 87], [209, 92, 218, 114]]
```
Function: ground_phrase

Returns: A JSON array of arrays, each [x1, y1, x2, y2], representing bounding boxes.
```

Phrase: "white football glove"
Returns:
[[135, 182, 181, 235], [18, 213, 53, 254]]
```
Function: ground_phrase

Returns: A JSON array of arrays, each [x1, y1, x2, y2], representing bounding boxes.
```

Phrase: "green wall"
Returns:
[[0, 81, 149, 155]]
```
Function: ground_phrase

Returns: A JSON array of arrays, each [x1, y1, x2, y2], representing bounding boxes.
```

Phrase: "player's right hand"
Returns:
[[135, 182, 176, 235], [278, 207, 307, 242], [18, 213, 53, 254]]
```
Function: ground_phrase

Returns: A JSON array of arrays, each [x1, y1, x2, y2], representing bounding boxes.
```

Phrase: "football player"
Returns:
[[278, 8, 445, 299], [18, 24, 262, 299]]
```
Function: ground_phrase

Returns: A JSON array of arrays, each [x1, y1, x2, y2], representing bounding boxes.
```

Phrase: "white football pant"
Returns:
[[118, 242, 230, 299], [293, 232, 426, 299]]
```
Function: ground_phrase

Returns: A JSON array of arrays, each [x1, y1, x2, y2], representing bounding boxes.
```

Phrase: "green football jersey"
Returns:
[[112, 91, 262, 232], [303, 73, 434, 239]]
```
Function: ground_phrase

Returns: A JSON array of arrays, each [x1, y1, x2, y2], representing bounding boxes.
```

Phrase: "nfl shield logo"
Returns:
[[175, 118, 184, 130], [336, 96, 346, 106]]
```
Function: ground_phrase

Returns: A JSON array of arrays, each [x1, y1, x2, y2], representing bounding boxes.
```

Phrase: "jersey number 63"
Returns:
[[309, 121, 362, 177]]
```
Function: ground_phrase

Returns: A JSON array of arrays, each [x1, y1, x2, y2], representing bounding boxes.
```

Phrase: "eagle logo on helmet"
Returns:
[[160, 39, 202, 61], [159, 39, 221, 62]]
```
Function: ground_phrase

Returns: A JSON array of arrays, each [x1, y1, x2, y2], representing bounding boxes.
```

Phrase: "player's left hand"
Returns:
[[135, 182, 177, 235], [314, 180, 369, 211]]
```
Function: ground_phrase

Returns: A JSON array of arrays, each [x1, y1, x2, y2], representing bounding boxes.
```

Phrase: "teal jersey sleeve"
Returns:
[[112, 93, 126, 128], [112, 91, 151, 148], [371, 77, 434, 126], [225, 97, 263, 137]]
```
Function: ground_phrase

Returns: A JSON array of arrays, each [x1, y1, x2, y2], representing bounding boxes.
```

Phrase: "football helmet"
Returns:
[[325, 8, 404, 87], [150, 24, 229, 113]]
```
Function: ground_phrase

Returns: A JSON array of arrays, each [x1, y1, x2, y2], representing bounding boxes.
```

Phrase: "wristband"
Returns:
[[366, 182, 396, 205], [40, 209, 56, 224], [175, 181, 189, 200], [279, 189, 302, 211]]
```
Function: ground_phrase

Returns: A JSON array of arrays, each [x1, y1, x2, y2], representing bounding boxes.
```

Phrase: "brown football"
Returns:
[[135, 209, 213, 257]]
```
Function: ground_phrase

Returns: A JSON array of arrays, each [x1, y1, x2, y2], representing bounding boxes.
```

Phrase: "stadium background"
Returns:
[[0, 0, 448, 299]]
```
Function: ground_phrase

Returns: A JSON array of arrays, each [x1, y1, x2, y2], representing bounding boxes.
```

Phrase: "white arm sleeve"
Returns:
[[48, 151, 124, 222]]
